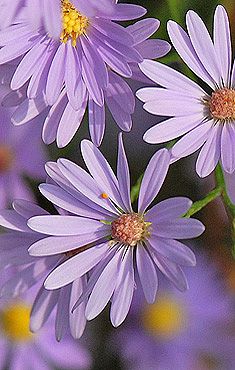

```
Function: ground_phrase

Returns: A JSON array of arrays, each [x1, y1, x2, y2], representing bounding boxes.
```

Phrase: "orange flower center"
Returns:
[[111, 213, 150, 247], [209, 88, 235, 121]]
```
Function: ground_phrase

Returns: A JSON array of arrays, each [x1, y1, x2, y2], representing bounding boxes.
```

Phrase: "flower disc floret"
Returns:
[[208, 88, 235, 121], [61, 0, 89, 46], [111, 213, 150, 247]]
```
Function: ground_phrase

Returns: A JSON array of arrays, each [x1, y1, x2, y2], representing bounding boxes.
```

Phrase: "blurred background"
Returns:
[[1, 0, 235, 369]]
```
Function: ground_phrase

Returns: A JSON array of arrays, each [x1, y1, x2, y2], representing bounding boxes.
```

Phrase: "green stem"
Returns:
[[130, 174, 143, 204], [215, 163, 235, 217], [184, 186, 223, 218]]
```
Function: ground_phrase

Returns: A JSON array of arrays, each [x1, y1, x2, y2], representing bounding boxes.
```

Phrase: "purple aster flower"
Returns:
[[0, 104, 46, 208], [27, 134, 204, 327], [0, 200, 88, 341], [114, 255, 235, 370], [0, 2, 170, 147], [137, 5, 235, 177], [0, 283, 92, 370]]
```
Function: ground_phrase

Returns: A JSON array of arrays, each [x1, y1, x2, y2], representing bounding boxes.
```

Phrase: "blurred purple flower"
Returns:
[[137, 5, 235, 178], [0, 282, 92, 370], [27, 134, 204, 327], [0, 200, 87, 341], [0, 1, 170, 147], [0, 105, 46, 208], [114, 255, 235, 370]]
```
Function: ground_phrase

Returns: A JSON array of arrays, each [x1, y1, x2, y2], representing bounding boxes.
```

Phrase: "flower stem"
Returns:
[[184, 186, 223, 218], [131, 174, 143, 204], [215, 163, 235, 217]]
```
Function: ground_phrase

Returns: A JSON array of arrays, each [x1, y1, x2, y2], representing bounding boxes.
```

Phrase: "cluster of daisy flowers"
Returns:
[[0, 0, 234, 367]]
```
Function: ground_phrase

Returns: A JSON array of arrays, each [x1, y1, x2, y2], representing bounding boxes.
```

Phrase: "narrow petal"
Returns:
[[12, 199, 49, 219], [139, 59, 205, 98], [105, 4, 146, 20], [196, 124, 222, 177], [117, 133, 132, 213], [65, 42, 82, 110], [43, 0, 61, 39], [171, 120, 213, 160], [42, 91, 67, 144], [110, 248, 135, 327], [57, 158, 118, 214], [221, 123, 235, 174], [56, 99, 87, 148], [93, 18, 134, 46], [44, 242, 109, 289], [46, 44, 66, 106], [81, 140, 125, 209], [45, 162, 118, 218], [150, 251, 189, 291], [186, 10, 221, 86], [39, 183, 115, 220], [213, 5, 232, 86], [136, 39, 171, 59], [28, 215, 107, 236], [29, 231, 109, 257], [143, 113, 203, 144], [11, 39, 48, 90], [167, 20, 215, 88], [107, 71, 135, 114], [30, 286, 59, 332], [81, 43, 104, 106], [146, 197, 192, 222], [69, 278, 87, 339], [106, 94, 132, 131], [85, 250, 121, 320], [55, 285, 70, 341], [138, 149, 170, 213], [127, 18, 160, 45], [136, 246, 158, 303], [88, 98, 105, 147], [152, 218, 205, 239], [0, 210, 29, 232], [141, 91, 203, 117], [148, 236, 196, 266]]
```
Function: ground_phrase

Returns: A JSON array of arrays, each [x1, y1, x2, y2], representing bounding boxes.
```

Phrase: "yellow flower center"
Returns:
[[111, 213, 151, 247], [209, 88, 235, 121], [142, 294, 186, 339], [0, 302, 33, 342], [0, 145, 14, 172], [61, 0, 89, 46]]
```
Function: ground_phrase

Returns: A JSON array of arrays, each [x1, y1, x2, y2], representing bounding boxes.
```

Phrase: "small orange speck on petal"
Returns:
[[101, 193, 109, 199]]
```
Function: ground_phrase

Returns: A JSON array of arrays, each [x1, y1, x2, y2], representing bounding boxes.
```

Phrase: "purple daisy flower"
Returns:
[[0, 199, 88, 341], [137, 5, 235, 177], [0, 284, 92, 370], [114, 255, 235, 370], [0, 105, 46, 208], [27, 134, 204, 327], [0, 1, 169, 147]]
